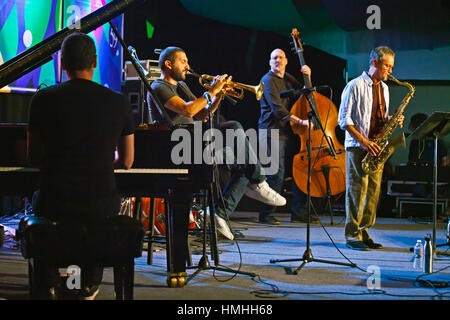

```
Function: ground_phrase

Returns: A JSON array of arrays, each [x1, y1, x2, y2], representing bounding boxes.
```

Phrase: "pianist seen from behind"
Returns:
[[26, 32, 134, 300]]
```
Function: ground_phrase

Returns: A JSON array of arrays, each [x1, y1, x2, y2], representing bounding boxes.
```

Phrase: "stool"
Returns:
[[17, 215, 145, 300]]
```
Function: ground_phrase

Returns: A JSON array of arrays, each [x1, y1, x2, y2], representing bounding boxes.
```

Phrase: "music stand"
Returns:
[[408, 111, 450, 251], [270, 91, 356, 273]]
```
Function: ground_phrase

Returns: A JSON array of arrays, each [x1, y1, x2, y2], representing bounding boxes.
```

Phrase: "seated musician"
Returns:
[[148, 46, 286, 240], [27, 32, 134, 299]]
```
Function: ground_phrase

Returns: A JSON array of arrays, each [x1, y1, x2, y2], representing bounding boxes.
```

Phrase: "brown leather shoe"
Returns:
[[346, 240, 370, 251], [363, 239, 383, 249]]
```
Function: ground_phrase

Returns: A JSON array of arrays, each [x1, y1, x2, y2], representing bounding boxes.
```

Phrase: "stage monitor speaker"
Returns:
[[121, 80, 149, 126]]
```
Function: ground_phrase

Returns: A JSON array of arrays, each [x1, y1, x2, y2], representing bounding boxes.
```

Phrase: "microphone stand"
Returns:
[[186, 96, 256, 283], [270, 88, 356, 273], [109, 21, 174, 128]]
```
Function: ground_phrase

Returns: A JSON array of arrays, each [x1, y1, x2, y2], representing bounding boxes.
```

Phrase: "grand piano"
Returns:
[[0, 0, 213, 288]]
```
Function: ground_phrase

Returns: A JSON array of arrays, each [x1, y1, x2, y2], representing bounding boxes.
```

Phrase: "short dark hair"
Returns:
[[158, 46, 184, 70], [61, 32, 97, 73], [369, 46, 395, 67]]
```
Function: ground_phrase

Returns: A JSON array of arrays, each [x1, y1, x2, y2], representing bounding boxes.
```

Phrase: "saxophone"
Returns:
[[361, 75, 415, 174]]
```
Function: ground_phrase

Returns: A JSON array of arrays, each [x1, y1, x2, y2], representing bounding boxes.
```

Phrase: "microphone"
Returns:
[[128, 46, 136, 55], [280, 85, 329, 99]]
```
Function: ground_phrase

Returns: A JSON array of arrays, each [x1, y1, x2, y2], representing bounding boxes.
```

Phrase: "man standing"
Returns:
[[27, 32, 135, 298], [338, 46, 403, 250], [257, 48, 319, 225], [149, 46, 286, 240]]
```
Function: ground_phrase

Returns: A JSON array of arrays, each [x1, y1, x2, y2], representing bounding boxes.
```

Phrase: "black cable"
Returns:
[[201, 113, 248, 283], [212, 164, 248, 283], [250, 274, 450, 300]]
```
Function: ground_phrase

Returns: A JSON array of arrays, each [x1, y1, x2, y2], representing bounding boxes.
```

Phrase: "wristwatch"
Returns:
[[203, 92, 212, 106]]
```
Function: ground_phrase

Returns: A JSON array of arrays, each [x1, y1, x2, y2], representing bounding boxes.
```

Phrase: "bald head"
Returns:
[[269, 49, 288, 77]]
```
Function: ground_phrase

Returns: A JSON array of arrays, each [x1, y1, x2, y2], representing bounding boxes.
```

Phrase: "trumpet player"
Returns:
[[338, 46, 404, 251], [149, 46, 286, 240]]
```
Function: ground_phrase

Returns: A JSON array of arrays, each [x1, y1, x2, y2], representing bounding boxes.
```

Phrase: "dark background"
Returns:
[[121, 0, 349, 214], [123, 0, 347, 132]]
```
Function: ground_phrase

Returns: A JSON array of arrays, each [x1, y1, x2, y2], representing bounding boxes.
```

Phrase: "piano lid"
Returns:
[[0, 0, 142, 89]]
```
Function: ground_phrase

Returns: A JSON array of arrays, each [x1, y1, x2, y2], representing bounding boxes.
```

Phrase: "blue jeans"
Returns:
[[259, 135, 307, 218], [215, 121, 265, 218]]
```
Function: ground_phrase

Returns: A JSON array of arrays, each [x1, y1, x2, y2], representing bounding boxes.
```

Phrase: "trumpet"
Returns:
[[187, 70, 264, 100]]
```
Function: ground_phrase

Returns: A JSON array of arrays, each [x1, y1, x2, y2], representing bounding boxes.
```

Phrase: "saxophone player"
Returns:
[[338, 46, 404, 251]]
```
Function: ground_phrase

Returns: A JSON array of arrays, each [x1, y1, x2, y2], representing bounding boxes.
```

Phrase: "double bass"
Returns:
[[289, 28, 346, 200]]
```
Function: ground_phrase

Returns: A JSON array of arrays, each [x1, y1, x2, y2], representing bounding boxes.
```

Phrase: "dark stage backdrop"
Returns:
[[123, 0, 348, 214], [123, 0, 347, 134]]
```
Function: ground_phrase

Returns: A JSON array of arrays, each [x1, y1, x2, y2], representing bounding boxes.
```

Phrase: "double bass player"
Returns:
[[257, 48, 319, 225]]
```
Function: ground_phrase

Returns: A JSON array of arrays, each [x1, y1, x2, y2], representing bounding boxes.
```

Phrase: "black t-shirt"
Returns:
[[149, 79, 196, 125], [258, 71, 301, 139], [28, 79, 134, 201]]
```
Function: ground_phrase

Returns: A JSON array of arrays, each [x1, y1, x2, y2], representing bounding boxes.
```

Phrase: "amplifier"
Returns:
[[387, 180, 448, 197], [123, 60, 160, 81]]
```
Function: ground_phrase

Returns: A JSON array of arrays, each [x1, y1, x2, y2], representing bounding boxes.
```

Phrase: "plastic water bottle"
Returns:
[[413, 255, 423, 270], [423, 235, 433, 274], [413, 240, 424, 257]]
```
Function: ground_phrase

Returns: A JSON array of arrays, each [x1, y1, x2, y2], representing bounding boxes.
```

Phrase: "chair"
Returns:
[[17, 214, 145, 300]]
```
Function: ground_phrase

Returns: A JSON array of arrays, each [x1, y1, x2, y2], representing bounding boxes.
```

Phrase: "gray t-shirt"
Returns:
[[149, 79, 196, 125]]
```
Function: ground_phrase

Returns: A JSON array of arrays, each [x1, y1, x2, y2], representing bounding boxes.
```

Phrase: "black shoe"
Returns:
[[291, 215, 320, 224], [363, 239, 383, 249], [258, 215, 280, 225], [346, 240, 370, 251]]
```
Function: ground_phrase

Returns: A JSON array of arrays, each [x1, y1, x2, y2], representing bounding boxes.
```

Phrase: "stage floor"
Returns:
[[1, 211, 449, 302]]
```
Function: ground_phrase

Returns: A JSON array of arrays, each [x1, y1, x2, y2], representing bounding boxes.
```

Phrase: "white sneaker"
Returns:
[[245, 181, 286, 206], [214, 214, 234, 240]]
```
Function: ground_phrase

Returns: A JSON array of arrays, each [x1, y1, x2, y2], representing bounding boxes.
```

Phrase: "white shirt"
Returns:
[[338, 71, 389, 148]]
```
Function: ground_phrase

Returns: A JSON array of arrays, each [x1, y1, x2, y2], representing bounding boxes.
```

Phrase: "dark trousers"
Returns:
[[259, 135, 307, 218]]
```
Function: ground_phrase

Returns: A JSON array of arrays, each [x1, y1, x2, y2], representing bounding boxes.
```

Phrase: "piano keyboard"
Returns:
[[0, 167, 189, 174]]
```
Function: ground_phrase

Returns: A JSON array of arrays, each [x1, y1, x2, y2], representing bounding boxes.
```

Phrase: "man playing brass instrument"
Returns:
[[338, 46, 404, 251], [149, 46, 286, 240]]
